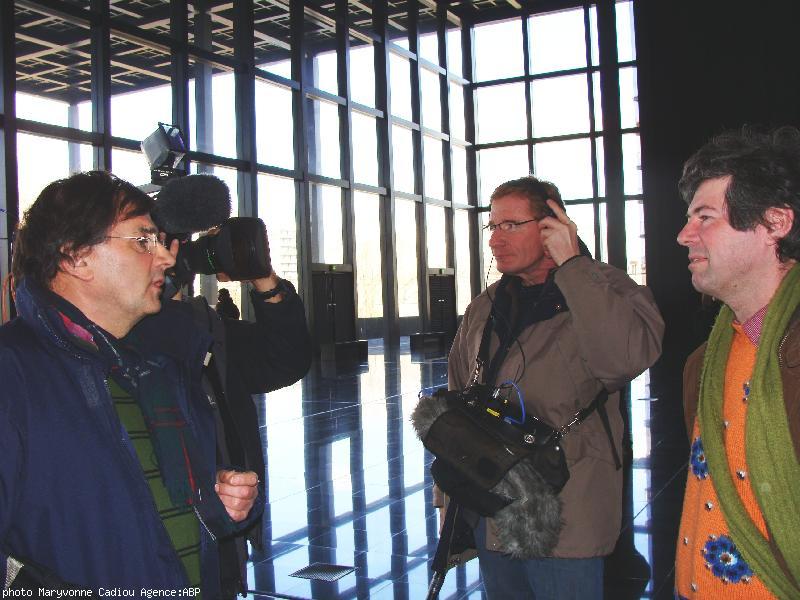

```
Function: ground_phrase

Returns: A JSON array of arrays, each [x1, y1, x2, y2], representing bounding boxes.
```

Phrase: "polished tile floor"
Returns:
[[243, 339, 689, 600]]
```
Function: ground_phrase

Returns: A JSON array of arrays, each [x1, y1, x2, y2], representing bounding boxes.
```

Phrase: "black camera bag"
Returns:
[[420, 388, 569, 511]]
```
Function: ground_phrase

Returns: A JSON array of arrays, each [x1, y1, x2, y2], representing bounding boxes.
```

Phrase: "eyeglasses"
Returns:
[[482, 218, 538, 233], [105, 232, 167, 255]]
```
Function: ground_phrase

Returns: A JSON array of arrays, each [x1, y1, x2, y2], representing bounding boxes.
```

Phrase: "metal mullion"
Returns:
[[192, 1, 213, 174], [254, 163, 299, 180], [305, 87, 346, 105], [253, 67, 299, 91], [170, 0, 190, 167], [292, 0, 313, 319], [373, 0, 400, 346], [16, 119, 100, 145], [1, 0, 18, 320], [583, 3, 602, 260], [233, 0, 258, 282], [461, 7, 481, 299], [352, 181, 388, 195], [522, 14, 534, 174], [438, 2, 455, 277], [408, 0, 430, 334], [336, 0, 356, 273], [350, 102, 383, 118], [597, 0, 626, 270], [90, 0, 111, 170]]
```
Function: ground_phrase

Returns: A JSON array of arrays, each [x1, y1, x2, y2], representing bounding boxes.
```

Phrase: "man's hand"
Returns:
[[215, 469, 259, 522], [168, 237, 180, 259], [538, 199, 580, 266]]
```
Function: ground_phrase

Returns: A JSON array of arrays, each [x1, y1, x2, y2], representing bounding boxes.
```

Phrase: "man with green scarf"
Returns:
[[675, 126, 800, 599]]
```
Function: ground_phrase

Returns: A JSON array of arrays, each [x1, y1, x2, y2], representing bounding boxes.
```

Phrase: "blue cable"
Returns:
[[501, 379, 526, 425]]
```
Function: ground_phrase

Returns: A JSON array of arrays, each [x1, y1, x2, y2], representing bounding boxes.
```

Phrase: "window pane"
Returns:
[[111, 147, 152, 188], [16, 93, 81, 130], [589, 7, 600, 66], [478, 145, 529, 205], [419, 31, 439, 65], [421, 67, 442, 131], [454, 209, 472, 314], [392, 124, 415, 194], [354, 192, 383, 319], [616, 0, 637, 63], [529, 8, 587, 74], [626, 199, 646, 284], [449, 82, 466, 141], [307, 98, 341, 178], [395, 198, 419, 317], [310, 183, 344, 264], [303, 4, 338, 89], [475, 83, 527, 144], [350, 41, 376, 107], [390, 52, 412, 121], [593, 72, 603, 132], [313, 50, 338, 95], [567, 203, 596, 261], [598, 201, 609, 262], [451, 144, 468, 204], [425, 204, 446, 269], [352, 111, 379, 186], [255, 78, 294, 169], [531, 75, 590, 137], [473, 19, 523, 81], [423, 136, 444, 200], [533, 138, 593, 200], [596, 136, 606, 197], [110, 34, 172, 140], [446, 26, 463, 77], [622, 133, 642, 195], [257, 174, 298, 287], [257, 58, 291, 79], [189, 59, 237, 158], [17, 134, 92, 216], [15, 7, 92, 131], [619, 66, 639, 129]]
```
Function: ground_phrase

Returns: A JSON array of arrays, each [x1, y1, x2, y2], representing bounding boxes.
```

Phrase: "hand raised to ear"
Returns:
[[538, 199, 579, 266]]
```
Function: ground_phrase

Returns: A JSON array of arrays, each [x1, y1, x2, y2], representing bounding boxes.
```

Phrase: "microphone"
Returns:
[[152, 174, 231, 234]]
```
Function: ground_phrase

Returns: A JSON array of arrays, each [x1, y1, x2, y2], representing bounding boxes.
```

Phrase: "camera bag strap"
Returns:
[[474, 292, 621, 470]]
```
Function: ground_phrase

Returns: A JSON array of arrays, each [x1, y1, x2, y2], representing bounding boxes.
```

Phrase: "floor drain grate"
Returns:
[[289, 562, 355, 582]]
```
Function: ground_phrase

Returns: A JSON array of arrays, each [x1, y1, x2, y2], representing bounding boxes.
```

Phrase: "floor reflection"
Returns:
[[244, 338, 687, 599]]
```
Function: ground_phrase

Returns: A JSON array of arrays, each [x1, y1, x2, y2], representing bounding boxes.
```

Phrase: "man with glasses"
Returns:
[[442, 175, 663, 598], [0, 171, 261, 596]]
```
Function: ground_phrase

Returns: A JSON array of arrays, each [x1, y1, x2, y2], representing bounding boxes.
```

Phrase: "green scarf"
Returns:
[[698, 263, 800, 598]]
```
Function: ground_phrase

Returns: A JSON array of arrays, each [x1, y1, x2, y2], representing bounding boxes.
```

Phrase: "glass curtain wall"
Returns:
[[473, 1, 644, 285], [2, 0, 472, 338]]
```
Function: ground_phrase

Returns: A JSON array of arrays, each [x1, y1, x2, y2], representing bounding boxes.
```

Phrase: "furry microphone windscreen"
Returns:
[[411, 392, 563, 558], [152, 174, 232, 234]]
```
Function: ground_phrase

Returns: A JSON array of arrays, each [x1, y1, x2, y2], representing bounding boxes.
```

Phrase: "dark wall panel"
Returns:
[[637, 1, 800, 387]]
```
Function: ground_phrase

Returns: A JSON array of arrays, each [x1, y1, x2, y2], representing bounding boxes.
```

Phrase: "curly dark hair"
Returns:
[[489, 175, 566, 217], [679, 125, 800, 262], [12, 171, 154, 287]]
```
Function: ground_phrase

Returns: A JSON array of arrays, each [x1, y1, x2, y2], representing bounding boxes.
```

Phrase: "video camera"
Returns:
[[141, 125, 272, 299], [151, 174, 272, 299]]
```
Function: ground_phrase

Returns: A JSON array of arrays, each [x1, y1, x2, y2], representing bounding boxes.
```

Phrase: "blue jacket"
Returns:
[[0, 279, 262, 595]]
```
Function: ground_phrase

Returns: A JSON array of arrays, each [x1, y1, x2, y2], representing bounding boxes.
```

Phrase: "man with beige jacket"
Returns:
[[444, 175, 664, 599]]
